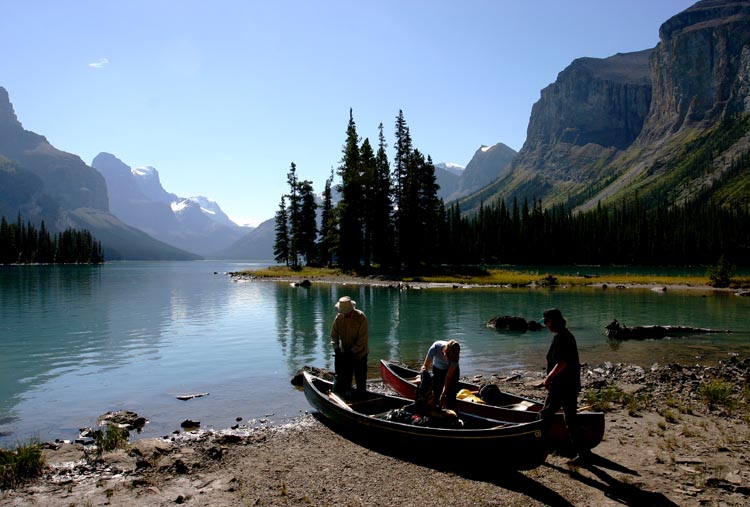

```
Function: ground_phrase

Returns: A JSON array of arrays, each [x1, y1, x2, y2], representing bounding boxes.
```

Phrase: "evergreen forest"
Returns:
[[273, 111, 750, 272], [0, 215, 104, 264]]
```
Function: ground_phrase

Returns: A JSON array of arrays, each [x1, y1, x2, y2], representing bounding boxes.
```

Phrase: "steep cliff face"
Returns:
[[458, 50, 655, 213], [527, 51, 653, 152], [0, 87, 109, 212], [464, 0, 750, 215], [517, 50, 653, 182], [640, 0, 750, 141], [576, 0, 750, 211]]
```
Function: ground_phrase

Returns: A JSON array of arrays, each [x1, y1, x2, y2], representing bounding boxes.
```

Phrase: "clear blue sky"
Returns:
[[1, 1, 696, 226]]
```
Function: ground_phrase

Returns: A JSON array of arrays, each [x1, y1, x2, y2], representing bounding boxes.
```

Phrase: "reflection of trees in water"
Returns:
[[275, 284, 330, 374], [272, 282, 750, 380], [273, 284, 461, 375], [377, 289, 453, 368]]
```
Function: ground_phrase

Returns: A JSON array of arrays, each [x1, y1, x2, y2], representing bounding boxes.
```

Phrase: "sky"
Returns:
[[1, 1, 696, 227]]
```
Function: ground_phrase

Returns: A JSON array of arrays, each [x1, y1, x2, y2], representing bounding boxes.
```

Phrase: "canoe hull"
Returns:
[[302, 371, 548, 470], [380, 360, 605, 450]]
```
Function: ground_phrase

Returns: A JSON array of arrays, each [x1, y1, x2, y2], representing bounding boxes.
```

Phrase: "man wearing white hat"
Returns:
[[330, 296, 369, 397]]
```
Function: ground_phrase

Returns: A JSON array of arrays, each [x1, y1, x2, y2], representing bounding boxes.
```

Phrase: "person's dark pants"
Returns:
[[334, 351, 368, 395], [432, 365, 460, 409], [540, 387, 588, 453]]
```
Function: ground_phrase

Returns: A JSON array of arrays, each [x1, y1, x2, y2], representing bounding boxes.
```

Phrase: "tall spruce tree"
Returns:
[[393, 110, 413, 264], [318, 169, 337, 267], [359, 138, 376, 269], [371, 123, 394, 268], [273, 195, 290, 265], [297, 179, 318, 265], [336, 109, 364, 269], [415, 154, 441, 266], [286, 163, 302, 268]]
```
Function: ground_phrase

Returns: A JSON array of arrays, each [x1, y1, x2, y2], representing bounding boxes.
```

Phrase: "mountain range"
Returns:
[[0, 87, 198, 260], [457, 0, 750, 216], [2, 0, 748, 261], [91, 153, 250, 257]]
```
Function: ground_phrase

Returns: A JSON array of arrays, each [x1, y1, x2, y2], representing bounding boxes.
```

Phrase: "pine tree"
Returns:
[[393, 110, 413, 265], [297, 179, 318, 265], [318, 170, 338, 267], [359, 137, 376, 268], [371, 123, 394, 268], [286, 163, 301, 268], [336, 109, 364, 269], [273, 196, 290, 266]]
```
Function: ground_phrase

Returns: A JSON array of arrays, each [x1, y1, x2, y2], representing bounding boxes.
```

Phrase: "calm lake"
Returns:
[[1, 261, 749, 447]]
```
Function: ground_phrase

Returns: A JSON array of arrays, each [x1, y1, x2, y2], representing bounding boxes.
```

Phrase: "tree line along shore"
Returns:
[[272, 110, 750, 273]]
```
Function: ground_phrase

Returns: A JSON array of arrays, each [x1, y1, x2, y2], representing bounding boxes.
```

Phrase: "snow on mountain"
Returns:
[[92, 152, 248, 256], [130, 165, 176, 204], [440, 162, 465, 175]]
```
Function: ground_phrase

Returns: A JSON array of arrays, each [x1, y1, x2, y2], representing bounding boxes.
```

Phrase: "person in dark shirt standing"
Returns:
[[539, 308, 592, 465]]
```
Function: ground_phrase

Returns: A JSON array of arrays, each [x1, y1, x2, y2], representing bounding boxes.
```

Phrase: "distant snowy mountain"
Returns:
[[433, 162, 464, 200], [131, 166, 176, 203], [442, 143, 517, 202], [92, 152, 250, 256], [184, 196, 239, 228], [437, 162, 465, 176]]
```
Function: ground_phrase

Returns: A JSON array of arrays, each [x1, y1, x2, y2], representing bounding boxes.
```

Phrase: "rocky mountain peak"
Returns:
[[642, 0, 750, 141], [525, 49, 653, 156], [0, 87, 20, 127]]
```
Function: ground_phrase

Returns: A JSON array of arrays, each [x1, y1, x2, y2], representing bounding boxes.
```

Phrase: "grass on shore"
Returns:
[[87, 424, 130, 461], [0, 440, 45, 490], [243, 265, 750, 288]]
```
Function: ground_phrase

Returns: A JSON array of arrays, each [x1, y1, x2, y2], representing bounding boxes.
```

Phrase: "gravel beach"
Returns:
[[2, 358, 748, 507]]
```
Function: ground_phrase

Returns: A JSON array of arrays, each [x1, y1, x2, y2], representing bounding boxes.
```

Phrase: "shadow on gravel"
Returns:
[[313, 413, 576, 507], [545, 459, 679, 507]]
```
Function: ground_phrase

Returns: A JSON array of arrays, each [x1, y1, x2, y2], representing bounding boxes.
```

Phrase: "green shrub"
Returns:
[[707, 255, 735, 288], [540, 273, 558, 286], [584, 385, 632, 412], [699, 379, 737, 409], [90, 424, 130, 459], [0, 440, 45, 489]]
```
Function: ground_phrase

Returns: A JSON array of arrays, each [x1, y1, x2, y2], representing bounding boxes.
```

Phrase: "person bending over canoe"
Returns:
[[330, 296, 369, 398], [539, 308, 593, 465], [420, 339, 460, 410]]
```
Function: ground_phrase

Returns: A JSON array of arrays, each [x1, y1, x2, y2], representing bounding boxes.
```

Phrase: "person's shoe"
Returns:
[[567, 450, 593, 466]]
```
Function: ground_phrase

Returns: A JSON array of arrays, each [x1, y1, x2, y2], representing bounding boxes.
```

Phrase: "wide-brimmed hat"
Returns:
[[335, 296, 356, 313]]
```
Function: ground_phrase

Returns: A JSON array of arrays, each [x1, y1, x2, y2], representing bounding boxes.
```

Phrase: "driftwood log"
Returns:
[[605, 319, 731, 340]]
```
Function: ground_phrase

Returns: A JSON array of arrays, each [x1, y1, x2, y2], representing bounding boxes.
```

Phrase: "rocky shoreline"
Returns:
[[2, 358, 748, 506]]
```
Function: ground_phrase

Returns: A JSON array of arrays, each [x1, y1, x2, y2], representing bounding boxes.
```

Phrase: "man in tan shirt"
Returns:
[[330, 296, 369, 397]]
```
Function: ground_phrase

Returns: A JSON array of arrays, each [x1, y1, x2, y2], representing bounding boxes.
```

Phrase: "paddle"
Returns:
[[327, 391, 354, 411]]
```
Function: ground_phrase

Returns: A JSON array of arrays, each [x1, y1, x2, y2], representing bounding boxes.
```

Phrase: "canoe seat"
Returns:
[[503, 401, 536, 411]]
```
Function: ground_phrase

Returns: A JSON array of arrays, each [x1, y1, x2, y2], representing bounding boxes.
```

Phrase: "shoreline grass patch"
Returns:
[[0, 440, 45, 489]]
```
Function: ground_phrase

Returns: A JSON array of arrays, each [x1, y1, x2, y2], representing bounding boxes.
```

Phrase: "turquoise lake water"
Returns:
[[1, 261, 749, 447]]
